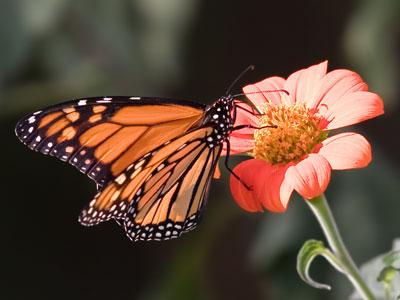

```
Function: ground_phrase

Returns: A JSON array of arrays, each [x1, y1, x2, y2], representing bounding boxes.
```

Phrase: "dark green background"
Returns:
[[2, 1, 399, 299]]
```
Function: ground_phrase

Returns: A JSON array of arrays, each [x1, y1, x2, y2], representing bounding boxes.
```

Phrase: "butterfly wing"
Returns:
[[79, 126, 221, 241], [16, 95, 232, 242], [15, 97, 206, 187], [124, 135, 221, 242]]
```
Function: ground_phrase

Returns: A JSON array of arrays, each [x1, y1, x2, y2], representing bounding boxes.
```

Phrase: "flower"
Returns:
[[227, 61, 384, 213]]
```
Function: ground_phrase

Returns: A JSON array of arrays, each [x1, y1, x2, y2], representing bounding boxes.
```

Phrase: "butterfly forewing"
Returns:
[[15, 97, 205, 187]]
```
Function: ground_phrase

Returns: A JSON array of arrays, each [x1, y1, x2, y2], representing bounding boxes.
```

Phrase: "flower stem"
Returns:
[[304, 194, 375, 300]]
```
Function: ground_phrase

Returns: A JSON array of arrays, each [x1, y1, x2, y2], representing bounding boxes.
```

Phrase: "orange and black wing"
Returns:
[[15, 96, 206, 188], [78, 126, 221, 241]]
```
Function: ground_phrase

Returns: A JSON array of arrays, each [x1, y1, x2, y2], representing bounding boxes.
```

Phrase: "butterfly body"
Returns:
[[15, 95, 237, 242]]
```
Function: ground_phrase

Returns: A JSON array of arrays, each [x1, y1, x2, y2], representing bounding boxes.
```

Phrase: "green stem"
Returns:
[[305, 194, 375, 300]]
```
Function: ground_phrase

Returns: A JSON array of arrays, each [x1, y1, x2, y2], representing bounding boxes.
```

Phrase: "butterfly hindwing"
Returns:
[[78, 126, 219, 231], [15, 96, 205, 187], [124, 131, 222, 241]]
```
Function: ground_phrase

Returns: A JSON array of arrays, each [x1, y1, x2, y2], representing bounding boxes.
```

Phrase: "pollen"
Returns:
[[253, 102, 327, 165]]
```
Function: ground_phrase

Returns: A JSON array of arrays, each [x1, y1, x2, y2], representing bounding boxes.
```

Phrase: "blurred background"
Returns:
[[2, 0, 399, 299]]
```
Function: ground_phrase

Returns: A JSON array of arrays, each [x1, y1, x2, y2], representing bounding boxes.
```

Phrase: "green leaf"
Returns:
[[382, 250, 400, 268], [378, 266, 400, 283], [350, 239, 400, 300], [377, 246, 400, 300], [297, 240, 345, 290]]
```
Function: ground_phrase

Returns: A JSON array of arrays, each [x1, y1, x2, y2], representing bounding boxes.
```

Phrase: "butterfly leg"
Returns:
[[232, 124, 277, 131], [235, 105, 262, 116], [224, 139, 252, 190]]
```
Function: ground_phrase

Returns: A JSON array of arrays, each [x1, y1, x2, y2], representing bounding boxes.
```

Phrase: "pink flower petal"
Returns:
[[229, 159, 267, 212], [313, 132, 371, 170], [221, 135, 254, 156], [310, 69, 368, 111], [286, 154, 331, 199], [284, 61, 328, 107], [243, 76, 286, 107], [321, 91, 384, 130], [233, 100, 258, 134]]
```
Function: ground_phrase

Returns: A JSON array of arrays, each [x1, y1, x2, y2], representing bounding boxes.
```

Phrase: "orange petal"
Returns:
[[286, 154, 331, 199], [243, 76, 286, 107], [230, 159, 266, 212], [321, 91, 384, 130], [230, 159, 294, 213], [259, 163, 294, 212], [284, 61, 328, 106], [313, 132, 371, 170], [310, 69, 368, 111]]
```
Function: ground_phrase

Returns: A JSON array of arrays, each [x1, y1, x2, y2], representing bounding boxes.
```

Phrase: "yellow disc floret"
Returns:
[[253, 101, 327, 165]]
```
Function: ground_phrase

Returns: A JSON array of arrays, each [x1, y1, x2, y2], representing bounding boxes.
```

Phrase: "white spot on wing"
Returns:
[[78, 100, 87, 106], [135, 159, 146, 169], [129, 97, 141, 100], [115, 173, 126, 185], [97, 97, 112, 103]]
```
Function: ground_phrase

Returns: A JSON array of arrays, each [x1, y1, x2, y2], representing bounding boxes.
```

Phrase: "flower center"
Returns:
[[253, 102, 327, 165]]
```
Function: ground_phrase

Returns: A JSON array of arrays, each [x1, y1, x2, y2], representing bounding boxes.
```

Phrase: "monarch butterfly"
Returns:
[[14, 69, 265, 242]]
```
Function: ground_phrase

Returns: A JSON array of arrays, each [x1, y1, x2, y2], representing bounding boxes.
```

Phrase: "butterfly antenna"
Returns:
[[225, 65, 255, 96], [232, 89, 290, 98]]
